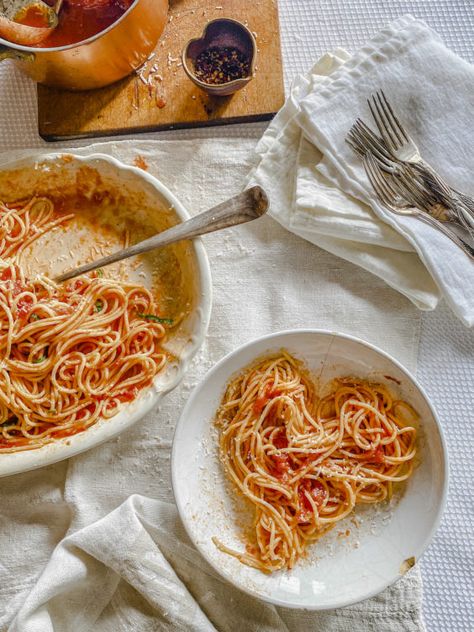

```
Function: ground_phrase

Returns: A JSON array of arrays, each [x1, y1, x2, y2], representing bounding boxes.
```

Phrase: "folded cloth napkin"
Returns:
[[248, 15, 474, 326], [9, 495, 425, 632]]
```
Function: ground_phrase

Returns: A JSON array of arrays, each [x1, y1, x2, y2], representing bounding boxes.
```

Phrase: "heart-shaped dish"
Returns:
[[182, 18, 257, 97]]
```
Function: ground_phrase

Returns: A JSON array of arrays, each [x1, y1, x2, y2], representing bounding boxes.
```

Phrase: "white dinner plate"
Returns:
[[0, 152, 212, 477], [172, 329, 448, 610]]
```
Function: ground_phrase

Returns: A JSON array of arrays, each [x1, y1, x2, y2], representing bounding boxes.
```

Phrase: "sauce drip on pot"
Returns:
[[29, 0, 134, 48]]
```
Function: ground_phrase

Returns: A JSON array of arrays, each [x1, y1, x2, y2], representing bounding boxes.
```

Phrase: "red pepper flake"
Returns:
[[11, 281, 25, 297], [67, 279, 86, 294], [193, 47, 250, 85]]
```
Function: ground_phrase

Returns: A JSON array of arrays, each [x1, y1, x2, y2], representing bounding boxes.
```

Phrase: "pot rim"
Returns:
[[0, 0, 142, 53]]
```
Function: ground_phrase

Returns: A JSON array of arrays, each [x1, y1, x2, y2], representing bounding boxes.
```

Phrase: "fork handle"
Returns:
[[55, 186, 268, 283], [416, 161, 474, 231], [418, 212, 474, 260], [454, 190, 474, 214]]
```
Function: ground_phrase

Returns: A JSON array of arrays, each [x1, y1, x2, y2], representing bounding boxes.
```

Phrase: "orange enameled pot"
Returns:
[[0, 0, 168, 90]]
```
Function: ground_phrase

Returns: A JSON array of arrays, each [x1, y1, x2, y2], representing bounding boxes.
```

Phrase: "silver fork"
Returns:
[[363, 153, 474, 260], [368, 90, 474, 226], [346, 119, 396, 171], [347, 118, 474, 239], [347, 120, 438, 202], [350, 128, 474, 242]]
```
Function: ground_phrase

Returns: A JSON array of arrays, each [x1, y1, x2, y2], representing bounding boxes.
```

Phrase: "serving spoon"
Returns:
[[54, 186, 269, 283], [0, 0, 63, 46]]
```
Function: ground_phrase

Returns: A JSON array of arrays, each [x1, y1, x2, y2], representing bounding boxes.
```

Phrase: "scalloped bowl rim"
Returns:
[[0, 152, 212, 478]]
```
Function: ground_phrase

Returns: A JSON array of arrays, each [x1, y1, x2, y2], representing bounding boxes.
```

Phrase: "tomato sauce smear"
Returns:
[[253, 383, 282, 414]]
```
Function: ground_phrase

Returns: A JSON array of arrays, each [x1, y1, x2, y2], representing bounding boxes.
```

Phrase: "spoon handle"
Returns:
[[55, 186, 268, 283]]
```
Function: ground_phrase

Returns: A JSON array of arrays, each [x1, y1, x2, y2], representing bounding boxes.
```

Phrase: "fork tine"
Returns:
[[345, 134, 364, 156], [368, 95, 399, 152], [374, 92, 405, 148], [363, 154, 382, 197], [364, 154, 394, 207], [351, 120, 394, 167], [380, 90, 409, 143], [347, 126, 377, 157], [355, 119, 387, 147], [375, 165, 400, 199], [366, 153, 409, 208]]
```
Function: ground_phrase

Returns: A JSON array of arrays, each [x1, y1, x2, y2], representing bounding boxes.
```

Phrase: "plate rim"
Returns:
[[171, 328, 449, 610], [0, 151, 213, 477]]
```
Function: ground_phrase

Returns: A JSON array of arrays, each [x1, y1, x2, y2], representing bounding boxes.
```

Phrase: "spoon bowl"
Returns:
[[0, 0, 60, 46]]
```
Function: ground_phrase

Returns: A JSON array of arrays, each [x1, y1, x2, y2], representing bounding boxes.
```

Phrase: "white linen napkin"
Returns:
[[248, 16, 474, 326], [0, 140, 425, 632], [10, 495, 424, 632]]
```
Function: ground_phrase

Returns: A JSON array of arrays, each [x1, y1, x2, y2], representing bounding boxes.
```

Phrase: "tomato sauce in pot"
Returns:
[[19, 0, 135, 48]]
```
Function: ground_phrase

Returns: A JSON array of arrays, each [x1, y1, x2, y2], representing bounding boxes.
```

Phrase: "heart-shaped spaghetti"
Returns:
[[214, 352, 417, 572]]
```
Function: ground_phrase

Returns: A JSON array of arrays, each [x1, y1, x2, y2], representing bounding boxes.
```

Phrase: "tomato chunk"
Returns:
[[273, 431, 288, 450], [366, 445, 385, 464], [297, 479, 327, 523], [117, 387, 139, 402], [271, 453, 291, 477], [17, 296, 33, 319], [253, 384, 282, 414]]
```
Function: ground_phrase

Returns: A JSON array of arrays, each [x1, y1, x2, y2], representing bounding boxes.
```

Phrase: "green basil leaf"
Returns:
[[138, 313, 173, 325]]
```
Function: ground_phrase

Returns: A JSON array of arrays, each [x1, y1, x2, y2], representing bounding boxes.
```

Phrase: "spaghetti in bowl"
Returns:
[[0, 153, 211, 476], [172, 330, 447, 609]]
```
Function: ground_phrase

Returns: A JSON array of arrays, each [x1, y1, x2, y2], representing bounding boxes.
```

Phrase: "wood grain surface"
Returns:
[[37, 0, 285, 140]]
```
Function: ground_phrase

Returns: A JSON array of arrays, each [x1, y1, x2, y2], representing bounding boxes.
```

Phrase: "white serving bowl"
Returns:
[[0, 152, 212, 477], [172, 329, 448, 610]]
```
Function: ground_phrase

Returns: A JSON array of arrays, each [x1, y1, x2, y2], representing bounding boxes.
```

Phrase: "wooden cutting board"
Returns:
[[37, 0, 285, 141]]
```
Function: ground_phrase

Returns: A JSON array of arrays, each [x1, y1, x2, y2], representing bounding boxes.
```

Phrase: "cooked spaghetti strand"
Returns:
[[214, 353, 417, 572], [0, 198, 169, 452]]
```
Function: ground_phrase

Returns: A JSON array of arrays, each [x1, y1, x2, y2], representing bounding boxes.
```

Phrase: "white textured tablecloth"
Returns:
[[0, 1, 472, 631], [1, 140, 423, 632]]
